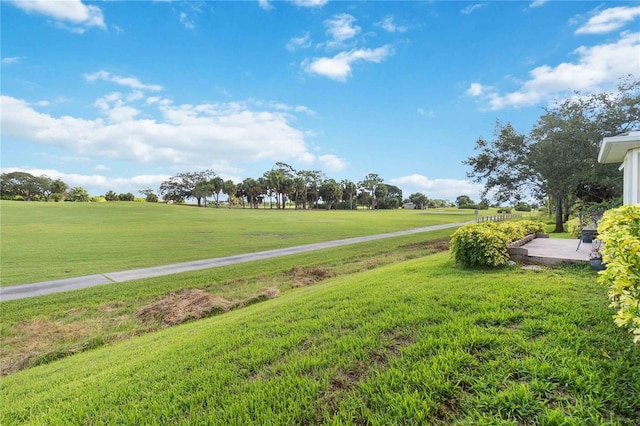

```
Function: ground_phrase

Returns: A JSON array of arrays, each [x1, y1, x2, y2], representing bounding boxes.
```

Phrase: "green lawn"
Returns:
[[2, 253, 638, 425], [0, 229, 454, 376], [0, 201, 476, 285]]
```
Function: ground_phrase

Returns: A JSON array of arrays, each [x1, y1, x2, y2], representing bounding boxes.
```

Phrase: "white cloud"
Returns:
[[1, 94, 313, 168], [575, 6, 640, 35], [466, 83, 487, 97], [375, 16, 408, 33], [286, 32, 312, 52], [417, 108, 434, 118], [296, 152, 316, 165], [84, 71, 164, 92], [8, 0, 105, 32], [289, 0, 328, 8], [318, 154, 347, 172], [94, 164, 111, 171], [460, 3, 486, 15], [2, 57, 23, 65], [323, 14, 360, 49], [468, 32, 640, 109], [529, 0, 548, 8], [304, 45, 394, 81], [389, 174, 483, 201], [258, 0, 273, 10], [179, 12, 195, 30]]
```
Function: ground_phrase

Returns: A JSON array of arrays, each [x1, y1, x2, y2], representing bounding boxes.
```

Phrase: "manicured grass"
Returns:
[[0, 201, 476, 285], [2, 253, 638, 425], [0, 230, 454, 375]]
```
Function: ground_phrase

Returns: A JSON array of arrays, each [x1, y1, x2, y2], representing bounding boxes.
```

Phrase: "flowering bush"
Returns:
[[450, 220, 545, 267], [597, 204, 640, 343]]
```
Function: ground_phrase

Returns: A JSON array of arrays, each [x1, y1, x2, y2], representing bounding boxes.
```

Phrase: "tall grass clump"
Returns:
[[450, 220, 545, 267], [598, 204, 640, 343]]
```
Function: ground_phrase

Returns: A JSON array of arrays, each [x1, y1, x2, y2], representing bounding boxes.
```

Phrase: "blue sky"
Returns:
[[2, 0, 639, 202]]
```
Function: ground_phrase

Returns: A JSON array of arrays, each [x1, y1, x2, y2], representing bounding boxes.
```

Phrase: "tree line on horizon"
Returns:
[[0, 167, 455, 210], [156, 164, 455, 210]]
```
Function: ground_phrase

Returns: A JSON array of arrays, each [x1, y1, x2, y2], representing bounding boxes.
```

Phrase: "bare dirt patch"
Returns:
[[136, 289, 233, 326], [289, 267, 336, 287], [136, 287, 281, 326], [1, 319, 94, 376], [235, 287, 280, 308]]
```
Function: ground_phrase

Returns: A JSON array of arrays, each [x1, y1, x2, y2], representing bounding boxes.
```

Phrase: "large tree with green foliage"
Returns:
[[0, 172, 53, 201], [159, 170, 216, 206], [222, 180, 237, 208], [465, 77, 639, 232], [67, 187, 90, 202], [359, 173, 384, 210], [408, 193, 428, 209], [211, 177, 224, 207], [341, 180, 357, 210], [319, 178, 342, 210]]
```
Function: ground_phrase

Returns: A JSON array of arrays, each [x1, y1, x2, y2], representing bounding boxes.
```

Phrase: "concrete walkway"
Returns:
[[517, 238, 592, 265], [0, 221, 470, 302]]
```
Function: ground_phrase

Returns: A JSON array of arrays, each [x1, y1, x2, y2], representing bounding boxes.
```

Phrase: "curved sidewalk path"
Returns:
[[0, 221, 470, 301]]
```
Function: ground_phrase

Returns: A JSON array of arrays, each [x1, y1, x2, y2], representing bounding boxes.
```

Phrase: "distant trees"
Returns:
[[139, 188, 158, 203], [319, 179, 342, 210], [409, 193, 428, 209], [159, 170, 216, 206], [222, 180, 237, 208], [67, 187, 90, 202], [341, 180, 357, 210], [1, 172, 52, 201], [211, 177, 224, 207], [0, 165, 440, 211], [359, 173, 384, 210], [455, 195, 474, 208]]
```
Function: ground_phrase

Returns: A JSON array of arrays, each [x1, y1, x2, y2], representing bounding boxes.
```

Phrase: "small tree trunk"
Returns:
[[553, 194, 564, 233], [563, 198, 571, 222]]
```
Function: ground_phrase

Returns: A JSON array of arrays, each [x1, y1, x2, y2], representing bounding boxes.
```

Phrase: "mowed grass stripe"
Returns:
[[0, 201, 476, 285], [2, 253, 638, 425]]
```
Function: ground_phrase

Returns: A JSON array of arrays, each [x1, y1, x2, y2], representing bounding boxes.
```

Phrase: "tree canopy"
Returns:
[[465, 77, 638, 232]]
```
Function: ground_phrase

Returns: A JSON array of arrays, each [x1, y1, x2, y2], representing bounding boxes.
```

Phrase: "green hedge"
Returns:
[[450, 220, 545, 267], [597, 204, 640, 344]]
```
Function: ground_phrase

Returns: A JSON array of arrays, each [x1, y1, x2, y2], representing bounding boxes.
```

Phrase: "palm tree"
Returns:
[[211, 177, 224, 207], [341, 180, 357, 210], [222, 180, 237, 208]]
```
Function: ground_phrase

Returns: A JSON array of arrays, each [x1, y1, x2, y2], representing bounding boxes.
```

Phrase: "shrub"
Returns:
[[497, 208, 512, 214], [514, 202, 532, 212], [597, 204, 640, 343], [567, 217, 582, 238], [335, 201, 357, 210], [91, 196, 107, 203], [50, 193, 65, 202], [518, 220, 545, 236], [450, 223, 511, 267], [450, 220, 545, 268]]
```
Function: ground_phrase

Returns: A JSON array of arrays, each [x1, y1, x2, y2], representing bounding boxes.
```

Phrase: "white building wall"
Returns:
[[623, 148, 640, 205]]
